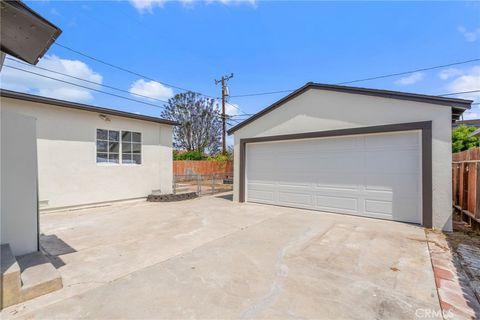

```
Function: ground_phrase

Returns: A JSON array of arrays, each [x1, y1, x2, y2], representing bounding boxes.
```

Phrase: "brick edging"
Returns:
[[426, 230, 479, 319], [147, 192, 198, 202]]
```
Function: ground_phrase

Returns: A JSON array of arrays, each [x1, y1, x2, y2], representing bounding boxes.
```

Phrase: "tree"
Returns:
[[452, 125, 480, 153], [161, 92, 222, 154]]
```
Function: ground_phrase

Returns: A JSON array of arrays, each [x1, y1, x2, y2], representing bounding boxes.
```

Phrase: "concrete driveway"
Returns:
[[3, 193, 440, 319]]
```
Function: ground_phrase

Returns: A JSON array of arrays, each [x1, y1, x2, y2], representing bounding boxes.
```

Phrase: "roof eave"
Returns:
[[0, 89, 178, 126], [228, 82, 473, 135]]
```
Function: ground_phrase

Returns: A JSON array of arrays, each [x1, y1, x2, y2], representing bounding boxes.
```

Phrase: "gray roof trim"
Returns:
[[0, 89, 178, 126], [227, 82, 473, 134]]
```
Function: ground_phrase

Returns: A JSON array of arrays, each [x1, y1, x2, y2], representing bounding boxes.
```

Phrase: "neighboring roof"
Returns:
[[1, 0, 62, 64], [468, 128, 480, 138], [0, 90, 178, 126], [453, 119, 480, 128], [227, 82, 473, 135]]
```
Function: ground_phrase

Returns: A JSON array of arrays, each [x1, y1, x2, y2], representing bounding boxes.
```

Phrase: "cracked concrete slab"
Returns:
[[1, 193, 440, 319]]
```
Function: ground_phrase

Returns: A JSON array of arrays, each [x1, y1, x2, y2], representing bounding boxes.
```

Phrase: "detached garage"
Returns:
[[228, 83, 472, 231]]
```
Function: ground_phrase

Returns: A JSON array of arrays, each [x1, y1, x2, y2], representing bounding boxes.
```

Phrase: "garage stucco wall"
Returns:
[[232, 89, 452, 231], [1, 97, 173, 210]]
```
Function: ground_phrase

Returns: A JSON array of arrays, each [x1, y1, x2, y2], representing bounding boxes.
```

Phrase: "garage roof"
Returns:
[[0, 89, 178, 126], [227, 82, 473, 134]]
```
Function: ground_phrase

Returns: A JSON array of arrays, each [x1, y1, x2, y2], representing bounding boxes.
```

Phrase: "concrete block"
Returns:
[[1, 244, 21, 309], [17, 251, 62, 302]]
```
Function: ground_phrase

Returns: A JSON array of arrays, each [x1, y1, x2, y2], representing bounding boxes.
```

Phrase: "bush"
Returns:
[[207, 153, 231, 161], [452, 125, 479, 153], [173, 150, 205, 160]]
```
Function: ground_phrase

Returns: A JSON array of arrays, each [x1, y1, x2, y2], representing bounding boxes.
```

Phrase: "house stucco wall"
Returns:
[[1, 97, 173, 210], [1, 110, 39, 255], [232, 88, 453, 231]]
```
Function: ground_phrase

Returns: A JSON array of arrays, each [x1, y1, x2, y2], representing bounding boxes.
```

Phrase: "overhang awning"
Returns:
[[1, 0, 62, 65]]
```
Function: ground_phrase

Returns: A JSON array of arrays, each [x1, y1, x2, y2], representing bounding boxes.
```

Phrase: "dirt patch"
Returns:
[[445, 220, 480, 304]]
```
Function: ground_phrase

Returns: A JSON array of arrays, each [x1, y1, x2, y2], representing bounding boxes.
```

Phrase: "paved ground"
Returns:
[[2, 193, 441, 319]]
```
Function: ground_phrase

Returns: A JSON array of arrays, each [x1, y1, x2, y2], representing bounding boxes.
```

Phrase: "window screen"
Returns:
[[96, 129, 119, 163], [121, 131, 141, 164]]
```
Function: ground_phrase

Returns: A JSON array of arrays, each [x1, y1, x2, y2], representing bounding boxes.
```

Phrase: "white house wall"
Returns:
[[233, 88, 452, 231], [1, 97, 173, 210], [1, 110, 39, 255]]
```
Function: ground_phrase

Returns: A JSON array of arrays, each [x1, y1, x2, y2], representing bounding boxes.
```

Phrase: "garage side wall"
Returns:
[[1, 98, 173, 210], [233, 89, 452, 231]]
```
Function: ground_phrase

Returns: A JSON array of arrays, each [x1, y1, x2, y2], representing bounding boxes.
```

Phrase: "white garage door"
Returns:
[[246, 131, 422, 224]]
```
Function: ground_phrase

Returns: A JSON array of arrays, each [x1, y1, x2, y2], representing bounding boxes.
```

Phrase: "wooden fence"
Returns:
[[452, 147, 480, 230], [173, 160, 233, 176]]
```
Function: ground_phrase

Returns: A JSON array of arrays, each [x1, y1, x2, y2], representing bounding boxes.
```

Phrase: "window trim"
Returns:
[[95, 128, 143, 166]]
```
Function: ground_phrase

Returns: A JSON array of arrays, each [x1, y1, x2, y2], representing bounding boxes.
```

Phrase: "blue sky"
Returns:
[[1, 0, 479, 134]]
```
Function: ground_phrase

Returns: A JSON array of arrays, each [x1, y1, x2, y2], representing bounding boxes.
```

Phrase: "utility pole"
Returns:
[[215, 73, 234, 154]]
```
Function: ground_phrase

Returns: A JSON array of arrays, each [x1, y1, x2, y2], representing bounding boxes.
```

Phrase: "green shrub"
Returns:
[[173, 150, 205, 160], [452, 125, 479, 153], [207, 153, 231, 161]]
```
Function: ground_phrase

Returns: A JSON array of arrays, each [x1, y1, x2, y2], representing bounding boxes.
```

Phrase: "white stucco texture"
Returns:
[[1, 110, 39, 255]]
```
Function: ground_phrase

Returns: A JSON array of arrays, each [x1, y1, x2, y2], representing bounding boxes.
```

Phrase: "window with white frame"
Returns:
[[121, 131, 142, 164], [96, 129, 119, 163], [96, 129, 142, 164]]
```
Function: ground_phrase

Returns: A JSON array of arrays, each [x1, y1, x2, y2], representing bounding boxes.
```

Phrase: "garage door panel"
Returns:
[[277, 180, 312, 188], [391, 199, 421, 223], [278, 191, 314, 207], [315, 153, 364, 173], [365, 173, 419, 197], [365, 149, 419, 174], [365, 199, 392, 215], [246, 131, 421, 224], [315, 172, 363, 190], [315, 194, 358, 212], [247, 189, 275, 202]]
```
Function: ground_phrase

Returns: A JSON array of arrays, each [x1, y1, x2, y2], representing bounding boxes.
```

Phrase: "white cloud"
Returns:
[[395, 72, 424, 85], [438, 68, 463, 80], [129, 79, 174, 101], [208, 0, 256, 5], [444, 65, 480, 120], [463, 108, 480, 120], [0, 55, 103, 102], [129, 0, 166, 13], [458, 26, 480, 42], [446, 66, 480, 101], [225, 102, 240, 116], [130, 0, 255, 13]]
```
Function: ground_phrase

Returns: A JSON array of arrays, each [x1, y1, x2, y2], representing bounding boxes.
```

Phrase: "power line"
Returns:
[[2, 65, 167, 110], [5, 57, 170, 104], [439, 90, 480, 97], [225, 101, 250, 116], [230, 89, 294, 98], [54, 42, 218, 99], [7, 58, 261, 118], [229, 113, 254, 117], [3, 63, 255, 121], [230, 58, 480, 98], [337, 58, 480, 85]]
